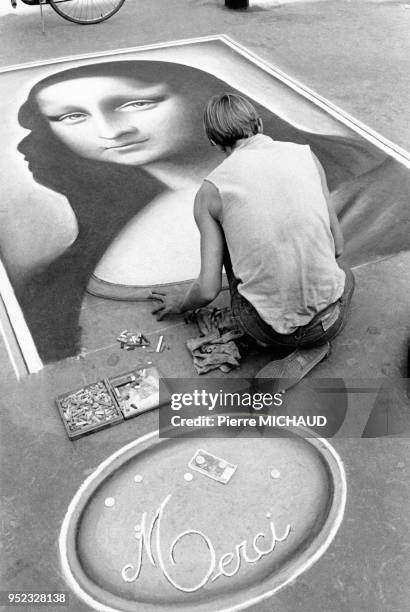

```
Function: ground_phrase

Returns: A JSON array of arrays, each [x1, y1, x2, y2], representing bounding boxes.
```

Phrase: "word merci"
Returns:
[[121, 494, 291, 593], [170, 390, 283, 411]]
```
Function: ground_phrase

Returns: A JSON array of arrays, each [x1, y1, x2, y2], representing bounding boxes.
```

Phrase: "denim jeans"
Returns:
[[229, 261, 355, 350]]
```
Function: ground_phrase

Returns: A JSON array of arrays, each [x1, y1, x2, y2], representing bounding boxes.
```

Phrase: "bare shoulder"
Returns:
[[194, 180, 222, 219], [196, 180, 220, 202]]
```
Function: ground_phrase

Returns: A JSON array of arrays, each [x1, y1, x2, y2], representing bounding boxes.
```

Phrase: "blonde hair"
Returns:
[[204, 93, 260, 148]]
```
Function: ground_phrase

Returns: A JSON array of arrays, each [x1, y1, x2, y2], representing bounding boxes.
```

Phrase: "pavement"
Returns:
[[1, 1, 410, 611]]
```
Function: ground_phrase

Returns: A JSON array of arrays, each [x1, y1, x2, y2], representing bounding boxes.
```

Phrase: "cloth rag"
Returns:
[[186, 308, 244, 374]]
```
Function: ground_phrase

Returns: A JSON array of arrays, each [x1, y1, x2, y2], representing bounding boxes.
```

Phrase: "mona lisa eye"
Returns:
[[118, 99, 157, 111], [54, 112, 88, 123]]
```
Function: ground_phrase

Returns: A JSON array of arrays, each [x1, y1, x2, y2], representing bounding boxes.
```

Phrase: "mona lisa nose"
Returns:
[[95, 113, 135, 140]]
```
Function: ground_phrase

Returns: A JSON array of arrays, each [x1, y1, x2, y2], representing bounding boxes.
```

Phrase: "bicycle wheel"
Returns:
[[48, 0, 125, 24]]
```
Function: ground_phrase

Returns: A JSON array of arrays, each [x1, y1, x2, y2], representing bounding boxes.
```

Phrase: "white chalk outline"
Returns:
[[0, 259, 42, 377], [59, 428, 347, 612]]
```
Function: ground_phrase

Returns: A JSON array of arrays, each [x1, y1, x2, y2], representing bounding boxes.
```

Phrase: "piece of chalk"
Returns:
[[270, 469, 281, 479], [184, 473, 193, 482], [134, 474, 143, 483], [156, 336, 164, 352], [104, 497, 115, 508], [196, 455, 205, 465]]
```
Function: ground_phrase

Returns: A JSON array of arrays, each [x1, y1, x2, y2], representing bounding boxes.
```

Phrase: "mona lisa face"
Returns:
[[35, 76, 204, 166]]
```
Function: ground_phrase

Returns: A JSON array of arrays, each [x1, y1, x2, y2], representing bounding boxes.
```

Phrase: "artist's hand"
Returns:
[[151, 291, 184, 321]]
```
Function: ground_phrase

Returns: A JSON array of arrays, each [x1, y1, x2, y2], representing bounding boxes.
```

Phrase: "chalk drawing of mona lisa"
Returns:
[[9, 58, 410, 364]]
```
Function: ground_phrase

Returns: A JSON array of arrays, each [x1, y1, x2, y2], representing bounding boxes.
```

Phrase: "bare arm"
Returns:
[[313, 154, 344, 258], [179, 182, 224, 310], [152, 182, 224, 320]]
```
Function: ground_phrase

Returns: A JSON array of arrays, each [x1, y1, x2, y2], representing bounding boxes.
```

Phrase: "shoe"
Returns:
[[255, 341, 330, 392]]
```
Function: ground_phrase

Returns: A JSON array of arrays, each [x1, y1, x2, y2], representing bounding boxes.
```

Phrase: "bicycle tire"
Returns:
[[48, 0, 125, 24]]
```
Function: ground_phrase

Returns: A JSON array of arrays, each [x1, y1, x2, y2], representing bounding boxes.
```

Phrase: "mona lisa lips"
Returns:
[[105, 139, 149, 151]]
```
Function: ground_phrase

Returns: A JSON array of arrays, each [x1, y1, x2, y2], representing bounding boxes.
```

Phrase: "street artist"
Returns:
[[152, 93, 355, 381]]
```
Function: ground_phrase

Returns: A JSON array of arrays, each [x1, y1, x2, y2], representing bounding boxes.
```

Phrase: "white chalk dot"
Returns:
[[266, 512, 272, 519], [270, 469, 281, 479], [105, 497, 115, 508], [196, 455, 205, 465], [184, 473, 193, 482], [134, 474, 143, 483]]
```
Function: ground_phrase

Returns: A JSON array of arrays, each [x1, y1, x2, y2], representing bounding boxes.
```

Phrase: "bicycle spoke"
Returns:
[[48, 0, 125, 24]]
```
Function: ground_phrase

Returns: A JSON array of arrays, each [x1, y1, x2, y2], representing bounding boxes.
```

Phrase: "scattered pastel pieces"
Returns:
[[184, 473, 194, 482], [105, 497, 115, 508], [270, 469, 281, 479], [134, 474, 143, 483], [117, 330, 150, 350]]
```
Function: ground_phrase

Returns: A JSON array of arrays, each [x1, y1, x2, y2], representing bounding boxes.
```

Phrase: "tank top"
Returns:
[[205, 134, 346, 333]]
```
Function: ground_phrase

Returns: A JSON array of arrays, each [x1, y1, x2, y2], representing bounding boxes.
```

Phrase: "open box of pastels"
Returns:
[[56, 366, 164, 440]]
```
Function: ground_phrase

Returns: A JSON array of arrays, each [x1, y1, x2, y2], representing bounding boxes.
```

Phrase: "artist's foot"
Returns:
[[255, 341, 330, 392]]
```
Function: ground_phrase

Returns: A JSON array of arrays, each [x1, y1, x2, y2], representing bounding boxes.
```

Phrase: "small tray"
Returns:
[[56, 380, 123, 440], [109, 366, 163, 420], [56, 366, 166, 440]]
